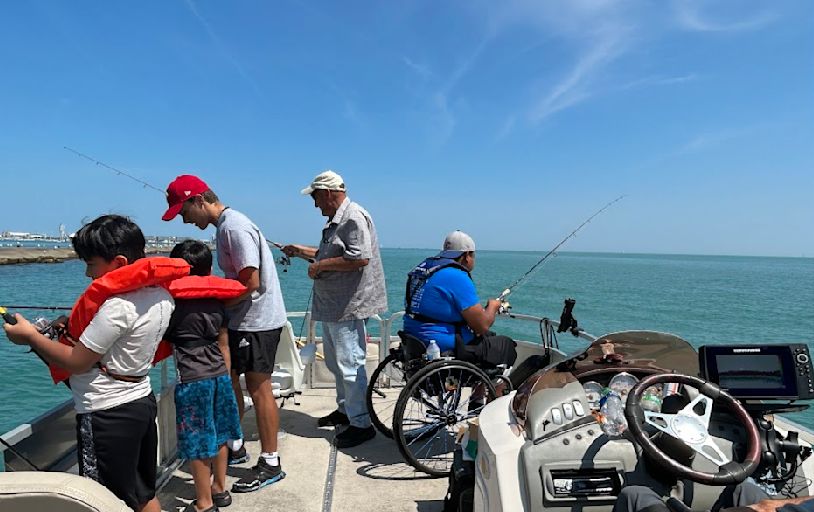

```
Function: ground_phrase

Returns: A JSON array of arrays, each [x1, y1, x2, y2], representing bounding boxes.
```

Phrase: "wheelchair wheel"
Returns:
[[393, 360, 496, 477], [366, 354, 407, 438]]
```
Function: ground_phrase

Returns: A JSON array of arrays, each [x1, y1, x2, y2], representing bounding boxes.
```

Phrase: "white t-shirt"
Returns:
[[69, 287, 174, 414]]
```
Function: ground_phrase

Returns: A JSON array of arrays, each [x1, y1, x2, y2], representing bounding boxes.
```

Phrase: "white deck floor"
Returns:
[[157, 387, 448, 512]]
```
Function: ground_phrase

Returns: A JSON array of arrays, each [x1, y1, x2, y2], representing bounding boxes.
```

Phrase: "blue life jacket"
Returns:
[[405, 256, 472, 333]]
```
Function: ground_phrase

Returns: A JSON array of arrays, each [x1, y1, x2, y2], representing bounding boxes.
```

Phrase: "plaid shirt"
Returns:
[[312, 198, 387, 322]]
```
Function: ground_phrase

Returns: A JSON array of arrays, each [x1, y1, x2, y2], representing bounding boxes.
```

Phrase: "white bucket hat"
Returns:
[[301, 170, 346, 195]]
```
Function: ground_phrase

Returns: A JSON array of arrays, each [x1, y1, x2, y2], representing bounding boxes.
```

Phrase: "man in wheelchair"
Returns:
[[402, 230, 517, 369]]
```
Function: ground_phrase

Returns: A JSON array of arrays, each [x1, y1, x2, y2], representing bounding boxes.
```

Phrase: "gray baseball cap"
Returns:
[[438, 230, 475, 258]]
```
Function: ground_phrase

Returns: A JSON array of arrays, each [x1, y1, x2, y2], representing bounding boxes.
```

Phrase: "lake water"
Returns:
[[1, 249, 812, 433]]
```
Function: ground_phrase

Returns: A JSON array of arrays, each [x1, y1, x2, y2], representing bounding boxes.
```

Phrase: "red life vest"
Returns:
[[50, 262, 249, 384], [50, 257, 191, 384]]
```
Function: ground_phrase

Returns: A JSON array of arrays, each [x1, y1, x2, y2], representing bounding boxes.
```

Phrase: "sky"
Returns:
[[0, 0, 812, 257]]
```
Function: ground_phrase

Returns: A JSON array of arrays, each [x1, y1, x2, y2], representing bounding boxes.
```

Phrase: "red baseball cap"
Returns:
[[162, 175, 210, 221]]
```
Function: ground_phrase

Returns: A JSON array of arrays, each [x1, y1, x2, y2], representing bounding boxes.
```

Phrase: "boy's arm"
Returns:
[[4, 314, 103, 373], [224, 266, 260, 307], [217, 326, 231, 373]]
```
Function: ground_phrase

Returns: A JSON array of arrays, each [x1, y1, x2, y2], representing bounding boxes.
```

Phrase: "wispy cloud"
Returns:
[[530, 28, 629, 123], [673, 2, 777, 32], [430, 92, 456, 147], [342, 99, 366, 129], [675, 127, 755, 155], [184, 0, 267, 102], [402, 56, 433, 81], [618, 74, 698, 91]]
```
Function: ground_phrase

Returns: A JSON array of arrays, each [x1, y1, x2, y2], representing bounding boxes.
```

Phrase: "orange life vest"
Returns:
[[50, 257, 191, 384]]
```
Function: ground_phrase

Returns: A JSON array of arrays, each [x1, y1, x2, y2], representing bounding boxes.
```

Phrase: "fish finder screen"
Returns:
[[700, 344, 813, 400], [716, 354, 784, 389]]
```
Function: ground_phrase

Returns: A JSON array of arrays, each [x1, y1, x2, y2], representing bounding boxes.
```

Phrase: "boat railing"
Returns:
[[2, 309, 597, 472]]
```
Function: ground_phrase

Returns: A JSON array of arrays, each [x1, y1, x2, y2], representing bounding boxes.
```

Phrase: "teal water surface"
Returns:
[[1, 249, 812, 433]]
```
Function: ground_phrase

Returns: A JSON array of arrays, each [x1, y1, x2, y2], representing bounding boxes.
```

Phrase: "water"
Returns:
[[0, 249, 812, 433]]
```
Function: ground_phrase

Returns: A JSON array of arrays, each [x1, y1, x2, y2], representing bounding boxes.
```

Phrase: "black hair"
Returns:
[[72, 215, 146, 263], [170, 239, 212, 276]]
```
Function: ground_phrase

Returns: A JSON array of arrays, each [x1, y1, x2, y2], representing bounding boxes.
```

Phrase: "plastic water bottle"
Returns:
[[426, 340, 441, 361], [640, 391, 662, 412], [598, 388, 628, 437]]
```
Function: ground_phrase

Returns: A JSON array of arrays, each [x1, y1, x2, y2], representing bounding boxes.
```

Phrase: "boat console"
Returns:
[[474, 333, 814, 512]]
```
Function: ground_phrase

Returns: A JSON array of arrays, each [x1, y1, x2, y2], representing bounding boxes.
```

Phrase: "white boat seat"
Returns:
[[239, 321, 316, 405], [0, 471, 130, 512]]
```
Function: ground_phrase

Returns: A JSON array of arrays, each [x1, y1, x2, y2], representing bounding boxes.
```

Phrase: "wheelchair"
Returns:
[[366, 331, 510, 477]]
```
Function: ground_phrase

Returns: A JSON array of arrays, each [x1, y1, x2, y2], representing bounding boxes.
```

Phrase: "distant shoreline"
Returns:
[[0, 247, 173, 265]]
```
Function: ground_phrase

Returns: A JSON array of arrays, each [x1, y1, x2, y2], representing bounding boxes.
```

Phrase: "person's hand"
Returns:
[[282, 244, 304, 257], [308, 261, 321, 279], [3, 314, 38, 345], [486, 299, 501, 311], [52, 315, 68, 330]]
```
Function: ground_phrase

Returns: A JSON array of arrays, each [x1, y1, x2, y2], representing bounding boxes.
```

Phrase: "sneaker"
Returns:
[[231, 457, 285, 493], [228, 445, 249, 466], [212, 490, 232, 507], [317, 409, 350, 427], [183, 502, 219, 512], [335, 425, 376, 448]]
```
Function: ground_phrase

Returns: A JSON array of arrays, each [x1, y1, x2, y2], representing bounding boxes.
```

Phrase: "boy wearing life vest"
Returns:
[[165, 240, 243, 512], [2, 215, 176, 512]]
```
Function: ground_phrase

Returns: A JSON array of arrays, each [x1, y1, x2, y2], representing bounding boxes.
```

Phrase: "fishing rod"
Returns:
[[1, 305, 71, 311], [65, 147, 306, 266], [496, 195, 626, 302]]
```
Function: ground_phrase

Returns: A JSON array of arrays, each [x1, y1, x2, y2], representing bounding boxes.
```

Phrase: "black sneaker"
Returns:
[[212, 490, 231, 507], [317, 409, 350, 427], [228, 445, 249, 466], [335, 425, 376, 448], [183, 502, 218, 512], [231, 457, 285, 493]]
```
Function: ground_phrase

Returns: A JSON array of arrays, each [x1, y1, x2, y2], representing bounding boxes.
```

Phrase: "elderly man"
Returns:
[[162, 175, 286, 494], [403, 230, 516, 368], [283, 170, 387, 448]]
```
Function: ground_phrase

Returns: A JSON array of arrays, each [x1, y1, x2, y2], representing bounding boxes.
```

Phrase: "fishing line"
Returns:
[[498, 195, 625, 301], [64, 147, 301, 267]]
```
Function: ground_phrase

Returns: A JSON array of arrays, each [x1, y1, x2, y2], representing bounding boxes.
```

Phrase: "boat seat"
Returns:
[[0, 471, 130, 512], [239, 320, 317, 406]]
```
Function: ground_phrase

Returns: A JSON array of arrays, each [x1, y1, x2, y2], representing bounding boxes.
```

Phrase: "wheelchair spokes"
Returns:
[[393, 361, 496, 477]]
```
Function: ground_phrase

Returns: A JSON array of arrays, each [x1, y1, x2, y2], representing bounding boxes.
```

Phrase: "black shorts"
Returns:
[[228, 327, 282, 375], [76, 393, 158, 510]]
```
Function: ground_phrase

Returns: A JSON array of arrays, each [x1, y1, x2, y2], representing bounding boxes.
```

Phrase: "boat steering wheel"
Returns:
[[625, 373, 761, 485]]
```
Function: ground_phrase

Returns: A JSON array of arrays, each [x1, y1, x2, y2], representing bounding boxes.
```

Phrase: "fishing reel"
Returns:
[[33, 315, 68, 340], [276, 254, 292, 272], [496, 289, 512, 315]]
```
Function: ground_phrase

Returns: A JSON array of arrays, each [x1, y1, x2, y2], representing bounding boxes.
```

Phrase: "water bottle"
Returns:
[[598, 388, 628, 437], [640, 391, 662, 412], [426, 340, 441, 361]]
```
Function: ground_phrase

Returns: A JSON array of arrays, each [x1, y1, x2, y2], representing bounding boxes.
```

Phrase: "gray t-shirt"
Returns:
[[313, 197, 387, 322], [216, 208, 287, 331]]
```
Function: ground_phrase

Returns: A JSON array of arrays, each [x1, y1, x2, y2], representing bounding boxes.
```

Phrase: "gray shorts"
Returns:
[[228, 327, 282, 375]]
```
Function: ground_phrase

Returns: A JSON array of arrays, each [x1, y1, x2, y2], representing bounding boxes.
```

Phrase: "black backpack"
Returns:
[[444, 448, 475, 512]]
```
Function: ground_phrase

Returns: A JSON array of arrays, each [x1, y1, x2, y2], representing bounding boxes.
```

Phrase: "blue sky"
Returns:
[[0, 1, 811, 257]]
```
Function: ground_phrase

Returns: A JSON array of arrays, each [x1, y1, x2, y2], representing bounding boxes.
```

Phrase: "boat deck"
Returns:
[[156, 387, 448, 512]]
